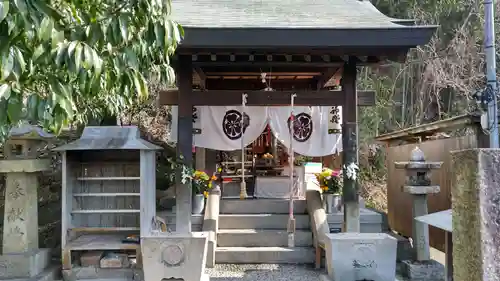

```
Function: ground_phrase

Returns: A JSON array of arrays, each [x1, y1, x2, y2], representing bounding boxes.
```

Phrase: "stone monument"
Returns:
[[0, 125, 56, 280], [451, 149, 500, 281], [394, 147, 444, 280]]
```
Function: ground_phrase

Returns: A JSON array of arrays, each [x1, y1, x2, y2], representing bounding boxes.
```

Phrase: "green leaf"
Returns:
[[0, 83, 10, 100], [74, 43, 82, 70], [13, 47, 25, 74], [26, 93, 40, 121], [119, 15, 128, 43], [31, 0, 63, 21], [1, 51, 13, 80], [0, 0, 9, 23], [52, 30, 65, 49], [32, 45, 46, 62], [13, 0, 27, 15], [55, 42, 67, 66], [132, 71, 148, 101], [83, 44, 93, 69], [39, 17, 54, 41], [7, 92, 22, 122], [92, 49, 102, 74], [67, 41, 78, 57], [50, 80, 74, 117], [154, 22, 165, 48]]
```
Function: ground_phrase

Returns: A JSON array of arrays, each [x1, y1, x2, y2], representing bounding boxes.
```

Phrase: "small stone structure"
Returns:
[[0, 125, 57, 280], [395, 147, 444, 280], [451, 149, 500, 281], [323, 233, 397, 281]]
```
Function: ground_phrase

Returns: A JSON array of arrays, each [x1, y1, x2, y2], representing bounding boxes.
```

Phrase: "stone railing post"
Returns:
[[395, 147, 444, 280], [0, 125, 55, 279], [451, 149, 500, 281], [203, 184, 221, 268]]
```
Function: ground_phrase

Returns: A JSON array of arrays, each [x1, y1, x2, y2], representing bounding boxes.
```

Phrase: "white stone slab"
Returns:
[[415, 209, 452, 233], [325, 233, 397, 281]]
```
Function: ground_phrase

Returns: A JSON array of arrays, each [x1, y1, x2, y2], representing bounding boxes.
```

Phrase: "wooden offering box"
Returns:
[[54, 126, 160, 276]]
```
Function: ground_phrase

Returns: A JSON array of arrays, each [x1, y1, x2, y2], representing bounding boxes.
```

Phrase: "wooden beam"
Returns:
[[158, 90, 375, 106]]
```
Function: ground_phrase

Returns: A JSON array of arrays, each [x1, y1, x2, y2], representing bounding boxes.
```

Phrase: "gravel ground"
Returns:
[[206, 264, 323, 281]]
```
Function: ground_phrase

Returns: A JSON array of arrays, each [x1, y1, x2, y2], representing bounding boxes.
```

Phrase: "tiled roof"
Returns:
[[171, 0, 409, 29]]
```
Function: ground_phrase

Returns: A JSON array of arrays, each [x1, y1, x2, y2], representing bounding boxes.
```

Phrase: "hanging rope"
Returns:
[[240, 93, 248, 200], [287, 93, 297, 247]]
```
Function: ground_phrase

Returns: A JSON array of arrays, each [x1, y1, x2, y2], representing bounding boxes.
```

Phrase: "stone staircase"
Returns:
[[215, 199, 315, 264]]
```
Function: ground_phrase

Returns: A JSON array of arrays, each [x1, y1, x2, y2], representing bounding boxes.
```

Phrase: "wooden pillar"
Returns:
[[176, 55, 193, 234], [195, 147, 206, 170], [341, 57, 360, 232]]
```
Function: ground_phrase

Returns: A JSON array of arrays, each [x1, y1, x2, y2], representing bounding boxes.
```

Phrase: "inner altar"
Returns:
[[170, 104, 343, 199]]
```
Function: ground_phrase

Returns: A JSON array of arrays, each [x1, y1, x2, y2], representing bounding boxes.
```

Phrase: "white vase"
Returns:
[[323, 193, 342, 213]]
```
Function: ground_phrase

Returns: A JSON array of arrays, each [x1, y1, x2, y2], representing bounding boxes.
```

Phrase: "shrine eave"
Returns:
[[178, 26, 437, 51]]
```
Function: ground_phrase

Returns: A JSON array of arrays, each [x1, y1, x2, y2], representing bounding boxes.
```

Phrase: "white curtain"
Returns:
[[169, 106, 268, 151], [170, 106, 343, 156], [268, 106, 342, 157]]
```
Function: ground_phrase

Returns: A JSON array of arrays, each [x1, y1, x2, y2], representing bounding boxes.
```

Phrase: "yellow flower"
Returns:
[[203, 191, 209, 198], [217, 167, 222, 172], [208, 182, 213, 188]]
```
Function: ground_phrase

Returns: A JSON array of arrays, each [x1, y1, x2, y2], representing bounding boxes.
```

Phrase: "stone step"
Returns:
[[215, 246, 315, 264], [220, 199, 307, 214], [217, 229, 313, 247], [218, 214, 310, 229]]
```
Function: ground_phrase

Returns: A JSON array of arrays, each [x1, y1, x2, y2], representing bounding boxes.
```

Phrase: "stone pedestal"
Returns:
[[0, 125, 56, 281], [324, 233, 397, 281], [141, 232, 209, 281], [451, 149, 500, 281]]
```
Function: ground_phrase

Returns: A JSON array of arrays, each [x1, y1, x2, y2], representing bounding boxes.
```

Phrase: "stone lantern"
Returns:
[[0, 125, 55, 279], [395, 147, 444, 280]]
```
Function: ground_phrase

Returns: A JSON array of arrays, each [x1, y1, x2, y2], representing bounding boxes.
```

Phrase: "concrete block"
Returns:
[[0, 249, 51, 278], [325, 233, 397, 281], [401, 260, 444, 281]]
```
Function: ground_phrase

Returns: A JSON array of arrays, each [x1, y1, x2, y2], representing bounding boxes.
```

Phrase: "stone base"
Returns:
[[62, 268, 142, 281], [141, 232, 209, 281], [325, 233, 397, 281], [401, 260, 444, 281], [0, 249, 51, 279], [0, 266, 58, 281]]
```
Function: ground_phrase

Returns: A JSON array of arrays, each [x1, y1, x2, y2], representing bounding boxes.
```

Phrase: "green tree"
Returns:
[[0, 0, 182, 139]]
